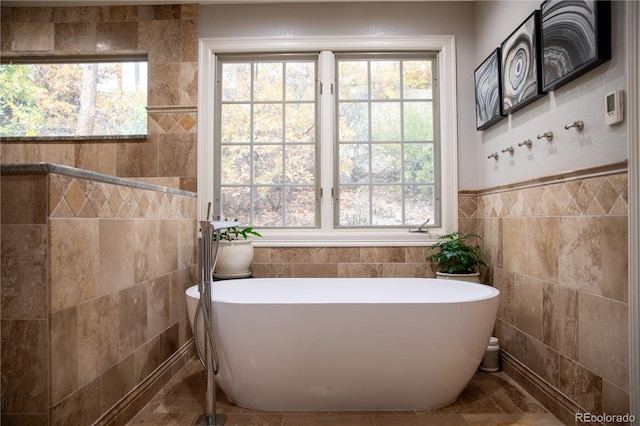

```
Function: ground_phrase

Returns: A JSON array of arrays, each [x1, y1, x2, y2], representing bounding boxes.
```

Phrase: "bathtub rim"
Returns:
[[185, 277, 499, 305]]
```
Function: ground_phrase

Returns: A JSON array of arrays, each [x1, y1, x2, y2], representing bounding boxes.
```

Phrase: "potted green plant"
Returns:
[[212, 219, 262, 279], [427, 231, 485, 283]]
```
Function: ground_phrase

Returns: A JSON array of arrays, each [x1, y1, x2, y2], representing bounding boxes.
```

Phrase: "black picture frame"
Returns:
[[501, 10, 546, 115], [475, 48, 505, 130], [541, 0, 611, 92]]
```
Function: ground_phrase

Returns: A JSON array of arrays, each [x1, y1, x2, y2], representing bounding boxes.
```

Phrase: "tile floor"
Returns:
[[127, 357, 564, 426]]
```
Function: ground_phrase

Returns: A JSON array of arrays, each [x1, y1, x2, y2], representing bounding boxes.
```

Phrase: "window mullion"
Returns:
[[319, 50, 335, 232]]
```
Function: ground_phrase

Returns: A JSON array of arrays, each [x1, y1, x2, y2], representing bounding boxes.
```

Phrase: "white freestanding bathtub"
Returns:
[[185, 277, 499, 411]]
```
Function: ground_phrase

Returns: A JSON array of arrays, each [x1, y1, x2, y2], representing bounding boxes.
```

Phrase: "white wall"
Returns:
[[473, 0, 628, 190], [199, 1, 480, 189]]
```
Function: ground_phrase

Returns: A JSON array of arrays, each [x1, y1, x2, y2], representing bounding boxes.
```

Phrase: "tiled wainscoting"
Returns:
[[461, 164, 630, 424], [0, 163, 198, 425]]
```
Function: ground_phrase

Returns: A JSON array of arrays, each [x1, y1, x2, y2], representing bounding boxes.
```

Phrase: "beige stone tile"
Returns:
[[375, 414, 466, 425], [78, 293, 119, 387], [558, 216, 602, 294], [134, 219, 159, 283], [133, 335, 162, 385], [50, 218, 99, 312], [155, 369, 207, 414], [159, 219, 179, 275], [99, 219, 135, 294], [50, 307, 78, 405], [578, 293, 629, 391], [463, 413, 563, 425], [0, 319, 48, 413], [543, 283, 578, 360], [359, 247, 405, 263], [64, 179, 86, 216], [602, 380, 630, 418], [270, 247, 316, 264], [119, 284, 148, 358], [293, 263, 338, 277], [101, 353, 135, 412], [148, 275, 170, 339], [316, 247, 360, 264], [526, 337, 560, 388], [75, 142, 117, 176], [54, 22, 96, 50], [1, 225, 48, 319], [11, 6, 54, 22], [149, 63, 181, 106], [158, 133, 197, 178], [482, 218, 502, 269], [527, 217, 558, 282], [515, 275, 543, 341], [337, 263, 383, 278], [283, 414, 375, 426], [128, 412, 198, 426], [0, 174, 47, 224], [95, 5, 138, 22], [601, 216, 628, 302], [169, 268, 189, 325], [96, 21, 138, 51], [382, 263, 429, 278], [474, 373, 547, 414], [502, 218, 527, 275], [52, 6, 97, 23], [500, 322, 528, 364], [251, 263, 294, 278], [178, 218, 197, 271], [11, 22, 54, 50], [493, 268, 515, 324], [417, 381, 501, 415], [51, 377, 101, 426], [558, 356, 603, 414], [180, 62, 198, 105]]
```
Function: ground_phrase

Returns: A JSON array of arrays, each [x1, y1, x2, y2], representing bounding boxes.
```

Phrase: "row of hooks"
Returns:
[[487, 120, 584, 160]]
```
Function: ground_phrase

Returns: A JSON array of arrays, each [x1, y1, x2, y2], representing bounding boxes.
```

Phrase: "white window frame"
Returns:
[[198, 35, 458, 247]]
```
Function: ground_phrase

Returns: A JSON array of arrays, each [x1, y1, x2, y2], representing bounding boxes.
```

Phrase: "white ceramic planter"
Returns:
[[435, 271, 481, 283], [213, 239, 254, 279]]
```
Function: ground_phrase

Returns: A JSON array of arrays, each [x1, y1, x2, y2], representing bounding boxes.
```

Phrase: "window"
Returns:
[[335, 53, 437, 228], [199, 36, 458, 246], [216, 55, 319, 227], [0, 58, 148, 139]]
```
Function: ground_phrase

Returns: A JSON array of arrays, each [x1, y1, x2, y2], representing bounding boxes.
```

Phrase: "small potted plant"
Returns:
[[427, 231, 485, 283], [212, 219, 262, 279]]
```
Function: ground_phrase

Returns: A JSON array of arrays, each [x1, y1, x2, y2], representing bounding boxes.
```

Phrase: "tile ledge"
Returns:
[[460, 161, 628, 196], [0, 162, 195, 197]]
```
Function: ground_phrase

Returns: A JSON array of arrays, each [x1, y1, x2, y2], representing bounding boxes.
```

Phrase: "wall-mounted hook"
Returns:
[[487, 152, 499, 160], [501, 146, 514, 155], [564, 120, 584, 131], [518, 139, 533, 148], [537, 131, 553, 141]]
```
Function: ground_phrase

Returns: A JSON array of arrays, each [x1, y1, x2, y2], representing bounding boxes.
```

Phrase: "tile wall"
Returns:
[[251, 246, 438, 279], [0, 4, 199, 192], [463, 168, 629, 424], [0, 168, 197, 425]]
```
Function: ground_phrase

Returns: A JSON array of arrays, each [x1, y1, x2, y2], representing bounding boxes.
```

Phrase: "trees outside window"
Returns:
[[0, 60, 148, 138], [215, 52, 438, 230]]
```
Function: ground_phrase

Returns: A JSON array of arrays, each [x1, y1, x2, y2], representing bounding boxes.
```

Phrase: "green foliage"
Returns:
[[427, 231, 485, 274], [0, 62, 146, 137], [212, 218, 263, 241]]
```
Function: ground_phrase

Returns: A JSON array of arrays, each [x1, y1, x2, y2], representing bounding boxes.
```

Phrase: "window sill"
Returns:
[[253, 229, 443, 247], [1, 134, 148, 142]]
